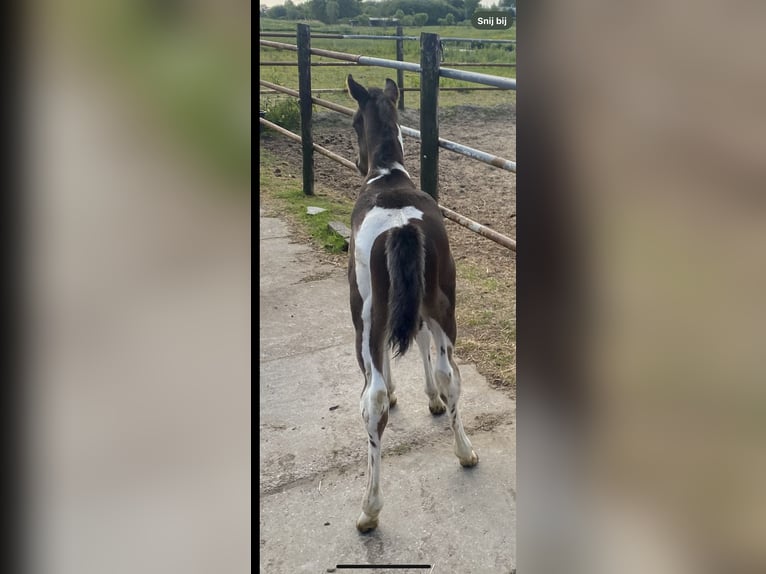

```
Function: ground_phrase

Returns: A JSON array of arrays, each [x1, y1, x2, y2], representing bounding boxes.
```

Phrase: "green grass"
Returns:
[[260, 21, 515, 111], [260, 149, 355, 253], [454, 259, 516, 389]]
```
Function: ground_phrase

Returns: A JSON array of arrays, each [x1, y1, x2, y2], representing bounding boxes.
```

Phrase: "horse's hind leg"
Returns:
[[427, 317, 478, 467], [357, 356, 389, 532], [381, 349, 397, 408], [415, 322, 446, 415]]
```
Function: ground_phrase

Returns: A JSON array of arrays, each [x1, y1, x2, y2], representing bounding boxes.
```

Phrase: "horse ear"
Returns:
[[383, 78, 399, 104], [347, 75, 369, 105]]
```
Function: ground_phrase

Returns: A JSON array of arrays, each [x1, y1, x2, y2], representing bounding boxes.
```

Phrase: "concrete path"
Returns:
[[259, 213, 517, 573]]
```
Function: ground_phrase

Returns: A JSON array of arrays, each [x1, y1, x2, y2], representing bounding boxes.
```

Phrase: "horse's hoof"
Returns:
[[459, 450, 479, 467], [356, 512, 379, 532], [428, 400, 446, 415]]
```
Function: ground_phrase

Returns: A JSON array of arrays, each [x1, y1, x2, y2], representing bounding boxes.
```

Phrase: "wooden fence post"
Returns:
[[297, 23, 314, 196], [396, 25, 405, 111], [420, 32, 440, 201]]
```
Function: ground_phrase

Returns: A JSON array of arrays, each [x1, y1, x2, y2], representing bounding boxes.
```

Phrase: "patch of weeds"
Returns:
[[262, 97, 301, 132], [260, 150, 354, 255], [454, 258, 516, 392], [274, 189, 353, 253]]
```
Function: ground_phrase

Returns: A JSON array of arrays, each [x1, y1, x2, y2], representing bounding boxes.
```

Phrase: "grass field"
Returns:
[[259, 19, 516, 110]]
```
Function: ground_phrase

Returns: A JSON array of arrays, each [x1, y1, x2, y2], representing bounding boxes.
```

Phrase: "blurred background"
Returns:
[[23, 1, 250, 572], [520, 1, 766, 573]]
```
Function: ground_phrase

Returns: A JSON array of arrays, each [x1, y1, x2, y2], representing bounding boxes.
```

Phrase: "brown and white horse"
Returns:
[[346, 75, 478, 532]]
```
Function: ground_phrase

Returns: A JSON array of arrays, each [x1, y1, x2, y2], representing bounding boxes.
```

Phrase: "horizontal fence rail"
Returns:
[[259, 80, 516, 173], [260, 117, 358, 171], [260, 39, 516, 90], [261, 32, 419, 41], [439, 37, 515, 44], [260, 117, 516, 252], [260, 61, 516, 68], [260, 31, 515, 44], [439, 206, 516, 250], [439, 67, 516, 89], [260, 87, 510, 93]]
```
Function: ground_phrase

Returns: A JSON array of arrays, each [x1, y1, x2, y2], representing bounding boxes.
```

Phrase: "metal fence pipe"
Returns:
[[260, 61, 516, 67], [440, 67, 516, 90], [260, 32, 515, 44], [260, 87, 509, 93]]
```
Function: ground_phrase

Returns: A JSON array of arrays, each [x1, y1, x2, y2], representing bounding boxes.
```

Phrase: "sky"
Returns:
[[259, 0, 498, 8]]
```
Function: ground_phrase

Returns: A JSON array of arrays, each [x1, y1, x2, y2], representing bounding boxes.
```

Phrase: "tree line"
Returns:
[[261, 0, 515, 27]]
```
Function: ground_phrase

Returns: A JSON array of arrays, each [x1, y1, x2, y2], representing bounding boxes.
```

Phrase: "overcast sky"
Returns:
[[260, 0, 499, 8]]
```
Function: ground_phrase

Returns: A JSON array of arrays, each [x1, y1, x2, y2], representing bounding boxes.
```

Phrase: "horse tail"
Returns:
[[385, 224, 425, 358]]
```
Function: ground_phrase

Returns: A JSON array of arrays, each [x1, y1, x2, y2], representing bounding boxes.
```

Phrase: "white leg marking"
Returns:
[[415, 325, 445, 415], [382, 350, 397, 407], [353, 206, 424, 530], [358, 366, 388, 532], [427, 319, 478, 467]]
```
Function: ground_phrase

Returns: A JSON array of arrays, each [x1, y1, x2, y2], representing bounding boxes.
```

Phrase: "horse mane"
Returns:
[[366, 88, 401, 165]]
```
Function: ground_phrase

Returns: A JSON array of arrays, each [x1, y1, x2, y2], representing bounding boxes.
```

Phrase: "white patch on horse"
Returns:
[[355, 206, 423, 372], [397, 125, 404, 154], [366, 162, 411, 184], [366, 168, 389, 184], [390, 162, 410, 179]]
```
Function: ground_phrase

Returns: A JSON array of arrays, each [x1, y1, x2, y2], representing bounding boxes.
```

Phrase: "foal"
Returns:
[[346, 75, 478, 532]]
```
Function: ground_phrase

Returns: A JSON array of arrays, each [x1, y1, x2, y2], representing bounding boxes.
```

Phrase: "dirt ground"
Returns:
[[260, 103, 517, 390], [263, 103, 516, 245]]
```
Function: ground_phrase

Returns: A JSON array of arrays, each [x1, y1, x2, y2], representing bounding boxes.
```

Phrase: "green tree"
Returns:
[[284, 0, 301, 20], [385, 1, 459, 23], [445, 12, 455, 25], [309, 0, 327, 20], [413, 12, 428, 26], [338, 0, 361, 19], [326, 0, 340, 23], [463, 0, 480, 20], [360, 1, 383, 17], [394, 9, 405, 19], [266, 4, 287, 19]]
